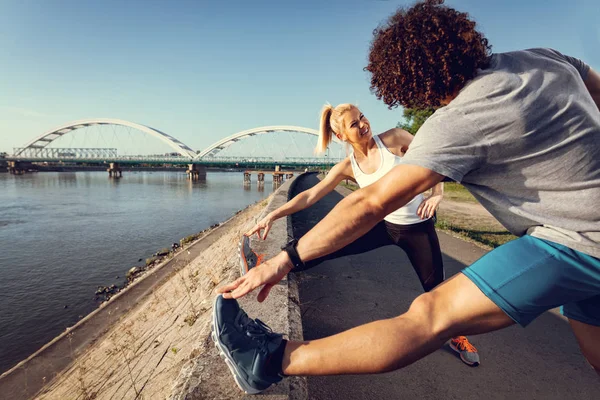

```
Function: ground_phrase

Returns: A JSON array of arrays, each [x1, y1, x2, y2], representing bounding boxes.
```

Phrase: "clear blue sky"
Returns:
[[1, 0, 598, 154]]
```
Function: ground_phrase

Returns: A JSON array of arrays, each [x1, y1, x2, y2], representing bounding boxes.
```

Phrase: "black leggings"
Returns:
[[303, 217, 444, 292]]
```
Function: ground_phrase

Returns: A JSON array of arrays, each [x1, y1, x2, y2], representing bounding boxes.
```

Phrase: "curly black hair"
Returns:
[[365, 0, 492, 109]]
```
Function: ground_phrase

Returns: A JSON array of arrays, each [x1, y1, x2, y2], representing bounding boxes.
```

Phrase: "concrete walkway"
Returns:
[[290, 174, 598, 400]]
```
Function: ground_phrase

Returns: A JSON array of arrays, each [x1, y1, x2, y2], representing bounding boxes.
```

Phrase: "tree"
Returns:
[[396, 108, 435, 135]]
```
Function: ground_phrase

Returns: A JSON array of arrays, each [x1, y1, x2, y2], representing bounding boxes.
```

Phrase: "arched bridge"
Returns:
[[16, 118, 197, 158], [195, 125, 341, 159], [6, 119, 344, 169]]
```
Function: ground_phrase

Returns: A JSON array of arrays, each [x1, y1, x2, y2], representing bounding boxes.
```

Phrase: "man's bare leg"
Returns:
[[282, 273, 514, 375], [569, 319, 600, 378]]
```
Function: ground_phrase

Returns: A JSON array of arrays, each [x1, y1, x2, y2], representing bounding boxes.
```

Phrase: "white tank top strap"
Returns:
[[349, 149, 360, 177], [373, 134, 398, 162], [372, 133, 385, 149]]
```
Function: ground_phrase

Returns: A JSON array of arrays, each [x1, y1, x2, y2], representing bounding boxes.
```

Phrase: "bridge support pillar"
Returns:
[[107, 162, 122, 178], [244, 172, 251, 183], [286, 173, 294, 180], [186, 164, 206, 180], [7, 161, 31, 175], [257, 173, 265, 183]]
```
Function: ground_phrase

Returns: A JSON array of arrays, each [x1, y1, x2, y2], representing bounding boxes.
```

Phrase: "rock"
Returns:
[[146, 256, 159, 266], [126, 266, 140, 281], [64, 305, 68, 309], [156, 248, 170, 257]]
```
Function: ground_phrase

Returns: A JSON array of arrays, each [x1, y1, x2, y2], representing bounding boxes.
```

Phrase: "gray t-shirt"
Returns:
[[402, 48, 600, 258]]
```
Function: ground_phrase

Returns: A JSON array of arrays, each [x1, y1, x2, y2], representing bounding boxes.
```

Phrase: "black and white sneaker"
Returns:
[[211, 294, 285, 394]]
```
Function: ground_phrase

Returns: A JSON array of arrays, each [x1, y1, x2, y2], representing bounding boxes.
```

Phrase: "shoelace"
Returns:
[[246, 318, 280, 341], [453, 336, 478, 352], [239, 313, 279, 342]]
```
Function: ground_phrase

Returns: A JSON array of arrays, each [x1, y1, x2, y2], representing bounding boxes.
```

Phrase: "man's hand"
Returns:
[[417, 193, 442, 219], [245, 213, 275, 240], [217, 251, 293, 302]]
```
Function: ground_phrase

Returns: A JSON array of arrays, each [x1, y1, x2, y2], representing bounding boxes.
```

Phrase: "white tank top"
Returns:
[[349, 134, 427, 225]]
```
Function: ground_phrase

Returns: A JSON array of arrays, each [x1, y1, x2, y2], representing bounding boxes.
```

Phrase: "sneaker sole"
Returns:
[[238, 239, 247, 276], [449, 341, 480, 366], [211, 296, 263, 395]]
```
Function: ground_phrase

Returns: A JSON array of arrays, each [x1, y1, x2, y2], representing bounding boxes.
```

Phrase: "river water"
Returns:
[[0, 171, 275, 374]]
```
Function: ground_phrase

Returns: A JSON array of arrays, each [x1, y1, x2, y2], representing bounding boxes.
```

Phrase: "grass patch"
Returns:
[[180, 232, 202, 246], [443, 182, 478, 203], [435, 217, 516, 248], [340, 180, 359, 191], [184, 313, 198, 326]]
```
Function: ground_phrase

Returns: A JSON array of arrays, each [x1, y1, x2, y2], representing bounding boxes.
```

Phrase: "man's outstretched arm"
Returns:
[[295, 164, 443, 262], [218, 164, 443, 301]]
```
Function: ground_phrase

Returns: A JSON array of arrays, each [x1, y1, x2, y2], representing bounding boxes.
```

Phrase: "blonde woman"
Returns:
[[246, 103, 480, 366]]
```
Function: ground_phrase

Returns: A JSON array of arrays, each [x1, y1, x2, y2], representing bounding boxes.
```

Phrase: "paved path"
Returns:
[[291, 174, 598, 400]]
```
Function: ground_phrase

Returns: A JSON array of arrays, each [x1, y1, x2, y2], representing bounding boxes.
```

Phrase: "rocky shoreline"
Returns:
[[92, 210, 251, 304]]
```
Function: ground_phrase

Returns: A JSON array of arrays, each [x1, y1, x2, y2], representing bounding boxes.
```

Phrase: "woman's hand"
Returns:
[[245, 213, 275, 240], [217, 252, 293, 302], [417, 193, 442, 219]]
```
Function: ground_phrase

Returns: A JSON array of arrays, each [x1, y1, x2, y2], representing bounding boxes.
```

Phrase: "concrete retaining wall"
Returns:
[[170, 175, 308, 399]]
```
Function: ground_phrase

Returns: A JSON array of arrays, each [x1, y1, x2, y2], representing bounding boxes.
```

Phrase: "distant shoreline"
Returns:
[[1, 165, 309, 173], [6, 166, 240, 172]]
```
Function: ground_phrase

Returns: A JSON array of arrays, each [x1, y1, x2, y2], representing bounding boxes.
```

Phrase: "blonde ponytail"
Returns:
[[316, 103, 334, 154], [315, 102, 356, 154]]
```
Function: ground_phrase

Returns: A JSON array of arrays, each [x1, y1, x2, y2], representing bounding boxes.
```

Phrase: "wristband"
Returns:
[[281, 238, 305, 270]]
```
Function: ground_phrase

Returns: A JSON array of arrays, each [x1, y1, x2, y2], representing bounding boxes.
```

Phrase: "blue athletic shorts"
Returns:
[[462, 235, 600, 327]]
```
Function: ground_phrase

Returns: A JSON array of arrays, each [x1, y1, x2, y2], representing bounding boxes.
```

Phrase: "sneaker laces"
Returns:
[[246, 319, 275, 337], [239, 313, 280, 343], [453, 336, 477, 352]]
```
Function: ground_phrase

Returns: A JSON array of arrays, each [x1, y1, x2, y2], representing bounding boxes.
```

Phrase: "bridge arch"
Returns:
[[195, 125, 341, 159], [16, 118, 197, 158]]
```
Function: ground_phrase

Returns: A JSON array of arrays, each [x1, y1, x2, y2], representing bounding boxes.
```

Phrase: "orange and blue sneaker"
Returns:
[[449, 336, 480, 366], [239, 235, 265, 276]]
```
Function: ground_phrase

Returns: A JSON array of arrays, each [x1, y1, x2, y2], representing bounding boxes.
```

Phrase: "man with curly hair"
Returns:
[[212, 0, 600, 393]]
